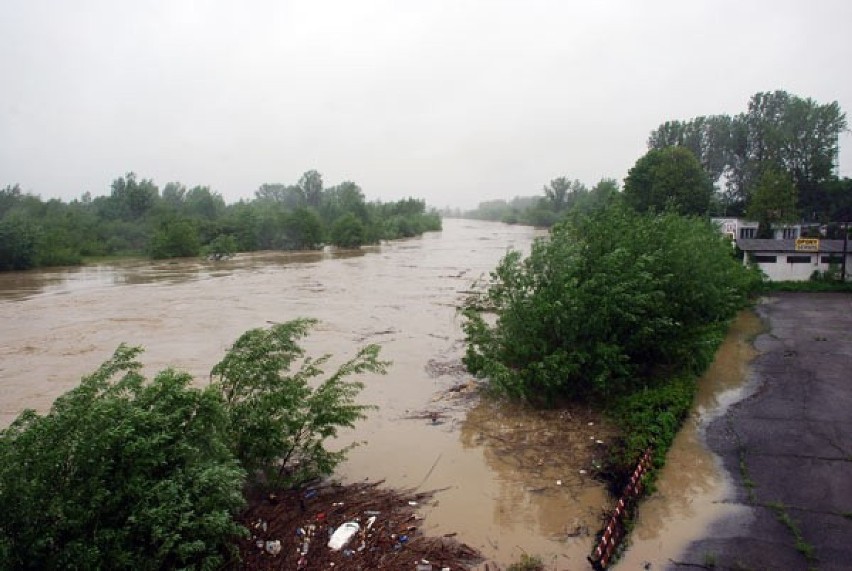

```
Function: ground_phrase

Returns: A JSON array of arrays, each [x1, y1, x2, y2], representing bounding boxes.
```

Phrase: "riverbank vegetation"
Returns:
[[0, 170, 441, 271], [463, 90, 851, 235], [762, 279, 852, 293], [462, 199, 763, 483], [462, 177, 619, 227], [0, 320, 387, 568], [462, 89, 848, 478]]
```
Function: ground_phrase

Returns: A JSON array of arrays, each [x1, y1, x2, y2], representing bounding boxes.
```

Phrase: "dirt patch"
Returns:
[[234, 482, 482, 570]]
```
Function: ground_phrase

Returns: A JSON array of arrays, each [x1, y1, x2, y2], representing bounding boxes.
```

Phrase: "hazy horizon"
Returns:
[[2, 0, 851, 210]]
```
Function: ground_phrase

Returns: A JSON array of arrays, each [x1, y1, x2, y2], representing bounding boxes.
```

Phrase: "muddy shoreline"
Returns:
[[235, 481, 482, 570]]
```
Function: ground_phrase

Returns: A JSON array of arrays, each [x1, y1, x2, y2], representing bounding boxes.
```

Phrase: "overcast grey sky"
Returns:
[[2, 0, 851, 209]]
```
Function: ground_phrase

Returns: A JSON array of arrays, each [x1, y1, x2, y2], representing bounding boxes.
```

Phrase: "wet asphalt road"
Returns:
[[679, 293, 852, 571]]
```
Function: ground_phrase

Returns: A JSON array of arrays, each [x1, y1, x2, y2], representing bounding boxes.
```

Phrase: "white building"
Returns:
[[712, 217, 802, 241], [712, 218, 850, 281], [737, 238, 850, 281]]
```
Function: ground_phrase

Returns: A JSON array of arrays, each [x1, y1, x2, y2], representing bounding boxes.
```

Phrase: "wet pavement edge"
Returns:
[[677, 293, 852, 571]]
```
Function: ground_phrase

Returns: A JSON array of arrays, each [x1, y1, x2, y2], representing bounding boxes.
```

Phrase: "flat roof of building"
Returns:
[[737, 239, 849, 253]]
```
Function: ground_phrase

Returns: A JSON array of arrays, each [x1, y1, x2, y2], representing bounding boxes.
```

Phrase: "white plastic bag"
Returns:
[[327, 521, 360, 550]]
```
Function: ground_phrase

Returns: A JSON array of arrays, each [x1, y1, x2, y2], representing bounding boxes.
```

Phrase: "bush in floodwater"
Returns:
[[462, 200, 762, 404], [210, 318, 389, 488], [0, 319, 387, 568], [0, 346, 246, 569]]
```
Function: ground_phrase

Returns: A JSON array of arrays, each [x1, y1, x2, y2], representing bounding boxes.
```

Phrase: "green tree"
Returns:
[[108, 172, 159, 221], [202, 234, 238, 259], [210, 319, 388, 487], [0, 346, 246, 569], [746, 168, 799, 237], [648, 90, 847, 217], [648, 115, 733, 182], [0, 184, 23, 218], [320, 181, 369, 224], [0, 214, 41, 270], [624, 147, 713, 215], [462, 200, 760, 403], [543, 177, 586, 213], [330, 212, 367, 248], [571, 178, 619, 215], [299, 170, 324, 208], [148, 217, 201, 259], [282, 207, 324, 250], [255, 183, 304, 209], [184, 186, 225, 220]]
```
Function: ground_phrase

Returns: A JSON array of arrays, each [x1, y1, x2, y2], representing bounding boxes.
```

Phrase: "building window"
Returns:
[[753, 255, 777, 263], [782, 227, 798, 239], [787, 255, 812, 264], [821, 255, 843, 264], [740, 228, 756, 239]]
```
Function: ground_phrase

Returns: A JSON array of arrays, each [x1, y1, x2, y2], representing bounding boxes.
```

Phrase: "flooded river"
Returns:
[[0, 218, 610, 567], [0, 218, 762, 568]]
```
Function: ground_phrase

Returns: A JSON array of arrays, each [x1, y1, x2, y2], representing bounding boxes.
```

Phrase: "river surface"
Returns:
[[0, 218, 614, 568], [0, 219, 761, 568]]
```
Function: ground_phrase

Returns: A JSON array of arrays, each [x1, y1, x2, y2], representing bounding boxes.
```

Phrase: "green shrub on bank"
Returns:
[[0, 347, 246, 569], [605, 371, 703, 482], [0, 320, 385, 568], [462, 200, 762, 404], [764, 280, 852, 293], [211, 319, 388, 488]]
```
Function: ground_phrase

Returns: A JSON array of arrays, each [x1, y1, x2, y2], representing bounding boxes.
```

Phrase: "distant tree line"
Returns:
[[464, 91, 851, 236], [0, 169, 441, 271], [647, 90, 852, 226], [463, 178, 620, 227]]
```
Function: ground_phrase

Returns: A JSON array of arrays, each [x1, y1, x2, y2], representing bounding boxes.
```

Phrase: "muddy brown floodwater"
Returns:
[[0, 218, 617, 568], [615, 310, 763, 569]]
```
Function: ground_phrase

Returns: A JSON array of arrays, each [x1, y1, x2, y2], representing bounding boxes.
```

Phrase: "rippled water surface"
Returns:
[[0, 219, 620, 567]]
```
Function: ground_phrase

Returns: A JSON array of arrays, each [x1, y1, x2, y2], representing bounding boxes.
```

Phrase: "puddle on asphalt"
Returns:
[[615, 310, 763, 568]]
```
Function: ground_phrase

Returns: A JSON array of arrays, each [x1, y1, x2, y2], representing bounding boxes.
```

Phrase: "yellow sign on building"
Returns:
[[795, 238, 819, 252]]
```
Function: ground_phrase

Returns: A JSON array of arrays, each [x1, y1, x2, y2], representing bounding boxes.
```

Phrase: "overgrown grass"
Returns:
[[738, 447, 757, 503], [766, 502, 817, 564], [604, 372, 698, 487], [601, 322, 734, 487], [762, 280, 852, 293]]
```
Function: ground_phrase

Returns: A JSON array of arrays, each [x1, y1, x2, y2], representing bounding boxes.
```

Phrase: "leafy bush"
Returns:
[[202, 234, 239, 259], [606, 372, 700, 480], [329, 212, 367, 248], [0, 214, 40, 270], [148, 217, 201, 259], [462, 200, 761, 403], [0, 320, 386, 568], [0, 346, 246, 569], [210, 319, 389, 488]]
